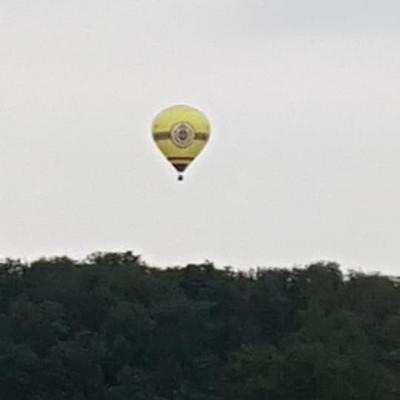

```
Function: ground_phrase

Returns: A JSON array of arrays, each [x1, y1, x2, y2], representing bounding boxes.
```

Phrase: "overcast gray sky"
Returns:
[[1, 0, 400, 275]]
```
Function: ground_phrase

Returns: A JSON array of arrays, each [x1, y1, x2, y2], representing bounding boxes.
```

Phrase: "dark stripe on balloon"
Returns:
[[167, 157, 194, 162], [153, 132, 170, 140], [153, 132, 209, 141], [195, 133, 209, 141]]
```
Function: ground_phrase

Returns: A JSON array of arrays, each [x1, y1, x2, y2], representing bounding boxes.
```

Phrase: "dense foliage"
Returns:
[[0, 252, 399, 399]]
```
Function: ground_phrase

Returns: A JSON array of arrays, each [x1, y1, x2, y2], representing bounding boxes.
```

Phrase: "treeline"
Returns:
[[0, 252, 399, 399]]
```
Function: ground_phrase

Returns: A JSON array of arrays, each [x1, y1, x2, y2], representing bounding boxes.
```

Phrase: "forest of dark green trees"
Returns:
[[0, 252, 399, 399]]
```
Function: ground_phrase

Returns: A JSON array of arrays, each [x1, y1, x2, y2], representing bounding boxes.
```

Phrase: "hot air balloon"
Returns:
[[152, 105, 210, 181]]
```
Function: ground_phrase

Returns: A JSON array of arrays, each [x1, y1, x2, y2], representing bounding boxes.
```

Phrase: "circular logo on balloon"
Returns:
[[171, 122, 195, 148]]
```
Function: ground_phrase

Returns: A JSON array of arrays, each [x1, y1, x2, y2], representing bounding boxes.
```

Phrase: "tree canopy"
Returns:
[[0, 252, 399, 399]]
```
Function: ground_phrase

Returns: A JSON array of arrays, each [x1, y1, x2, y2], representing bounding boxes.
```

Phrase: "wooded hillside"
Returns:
[[0, 253, 399, 399]]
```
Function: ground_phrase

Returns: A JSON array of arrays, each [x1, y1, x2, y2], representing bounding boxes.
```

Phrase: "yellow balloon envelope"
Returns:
[[152, 105, 210, 180]]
